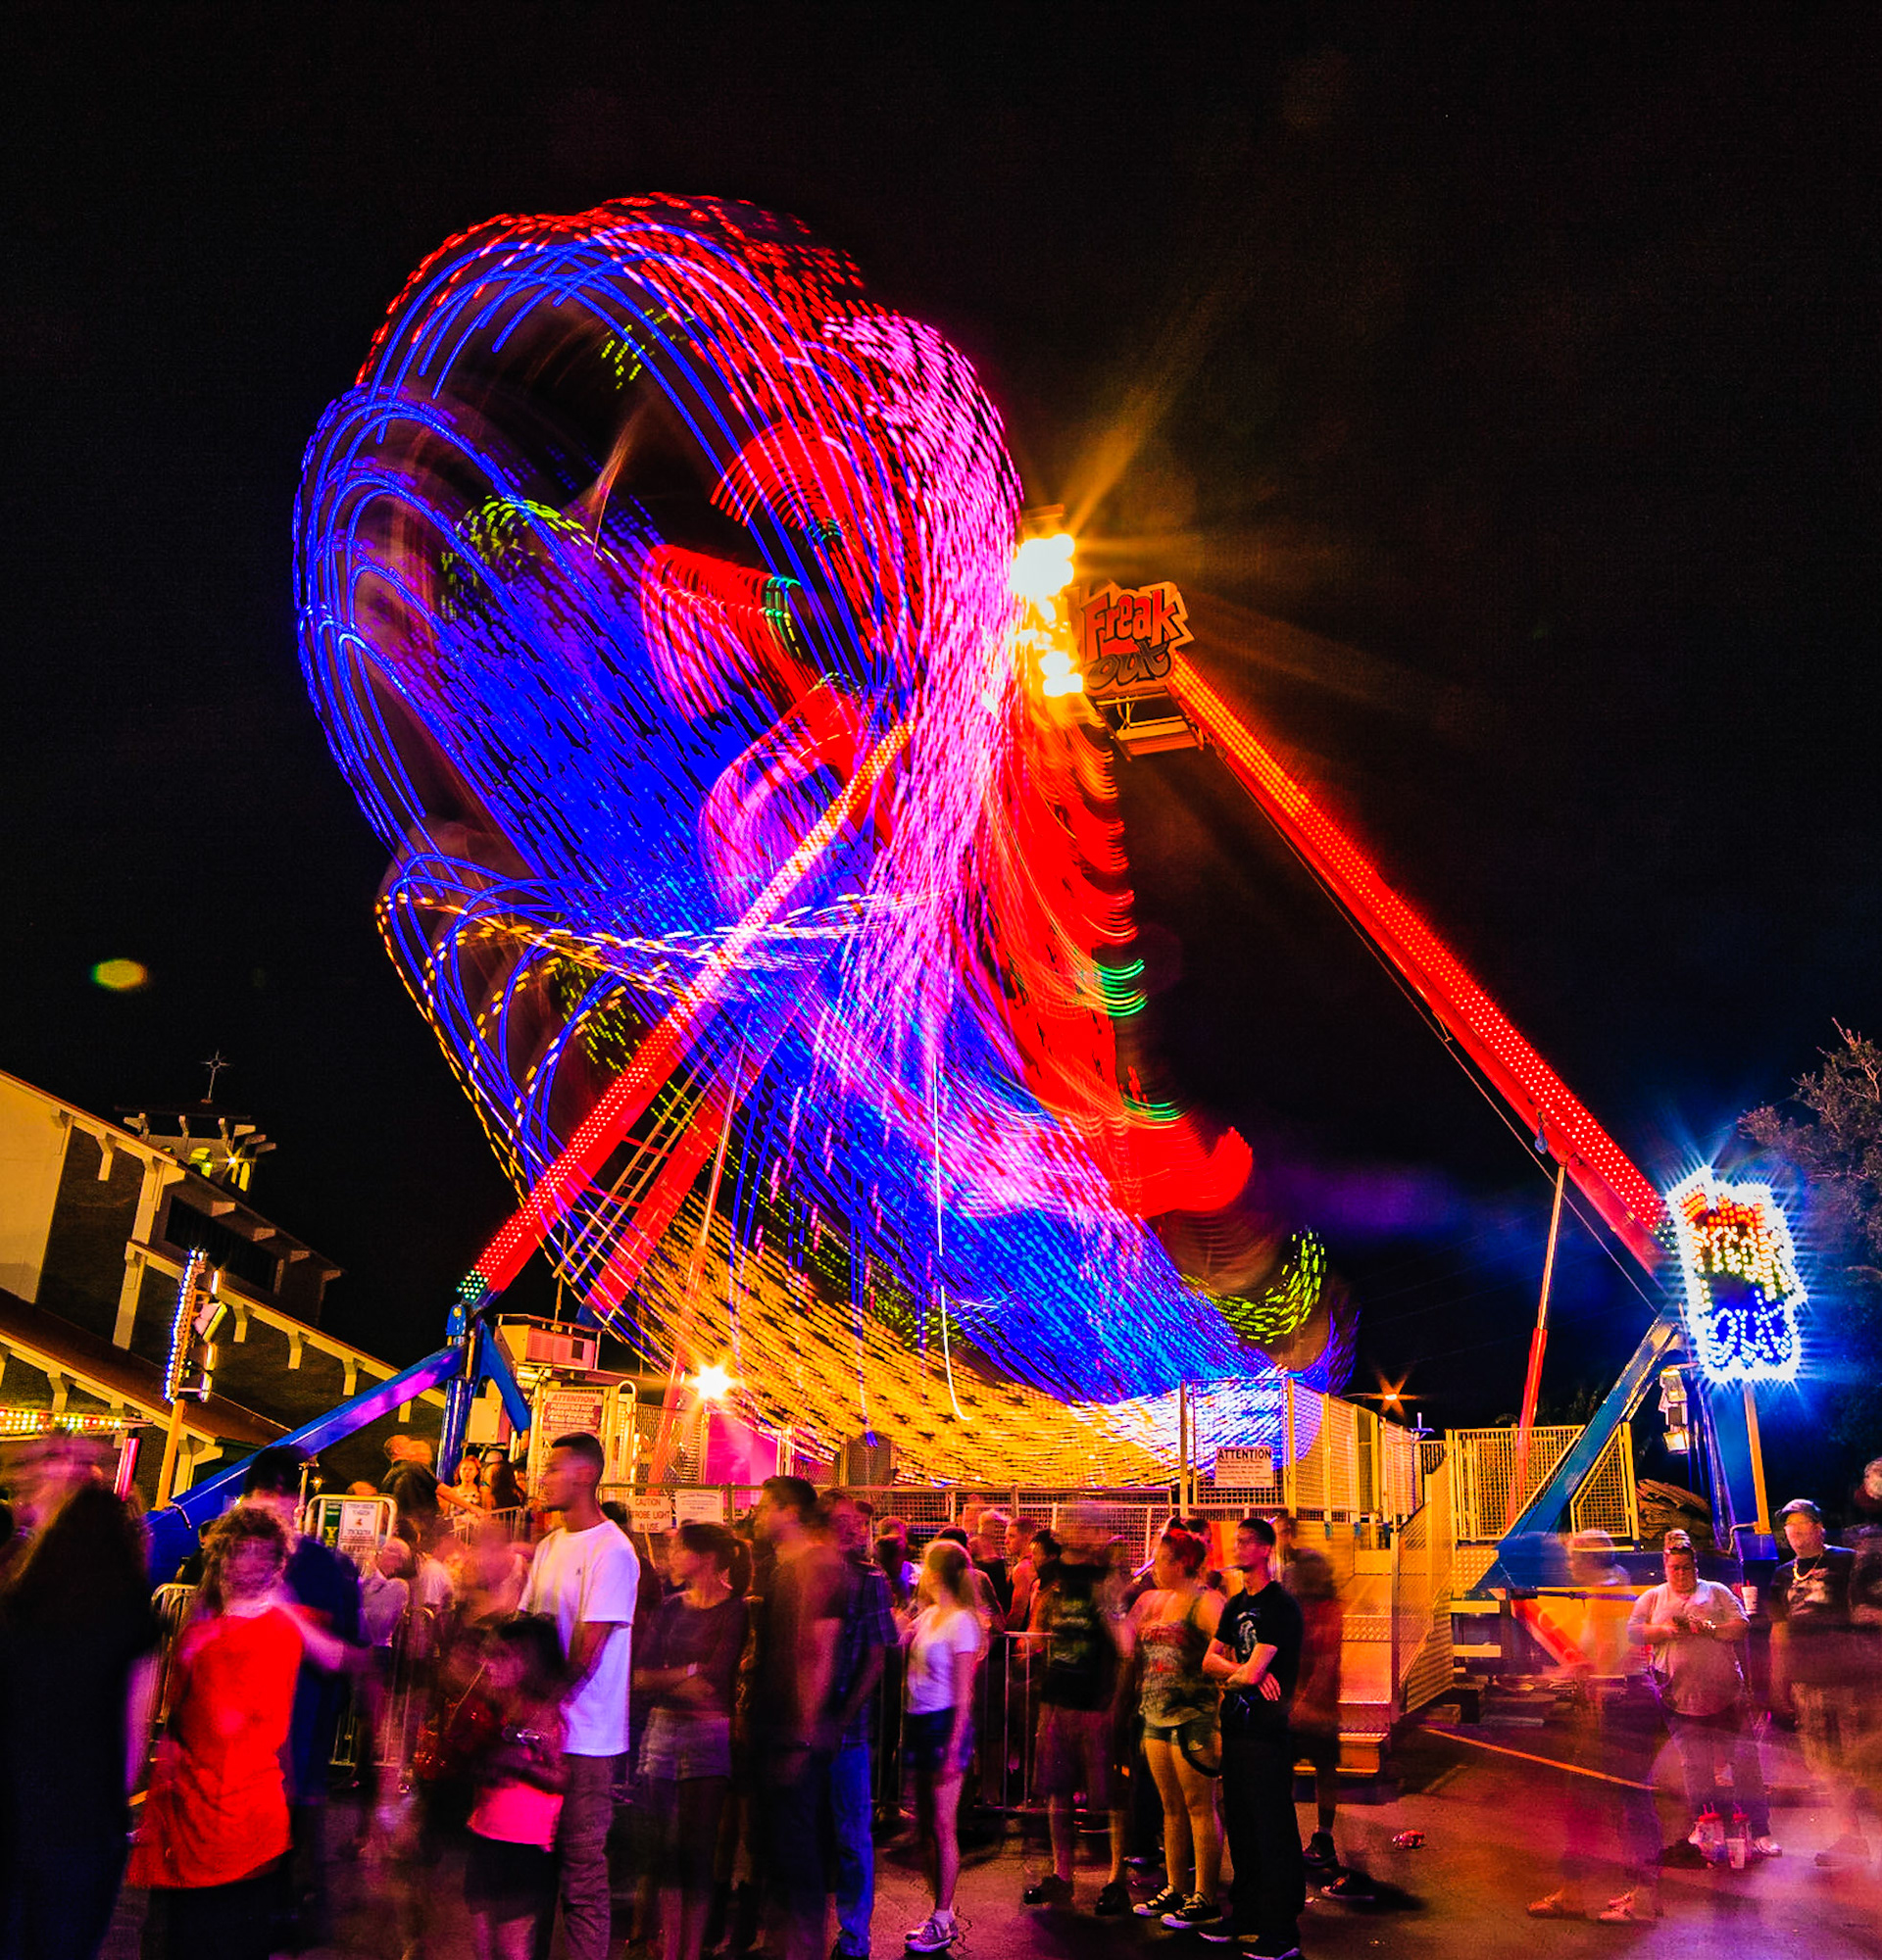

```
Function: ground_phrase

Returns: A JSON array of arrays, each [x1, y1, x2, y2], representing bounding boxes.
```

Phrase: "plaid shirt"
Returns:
[[830, 1556, 899, 1745]]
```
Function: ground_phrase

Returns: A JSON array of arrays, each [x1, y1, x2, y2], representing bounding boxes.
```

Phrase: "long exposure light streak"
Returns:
[[1167, 652, 1667, 1270], [295, 196, 1346, 1479]]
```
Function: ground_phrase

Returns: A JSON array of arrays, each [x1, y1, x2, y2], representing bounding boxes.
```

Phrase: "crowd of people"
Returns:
[[1, 1427, 1881, 1960]]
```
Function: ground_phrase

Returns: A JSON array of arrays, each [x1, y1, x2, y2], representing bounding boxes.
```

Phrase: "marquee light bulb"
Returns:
[[1011, 532, 1076, 602], [693, 1361, 734, 1401]]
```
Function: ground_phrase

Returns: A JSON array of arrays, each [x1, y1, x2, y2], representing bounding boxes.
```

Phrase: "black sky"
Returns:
[[3, 7, 1876, 1491]]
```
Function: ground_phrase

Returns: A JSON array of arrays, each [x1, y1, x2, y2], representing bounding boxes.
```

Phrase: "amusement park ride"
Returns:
[[145, 198, 1808, 1619]]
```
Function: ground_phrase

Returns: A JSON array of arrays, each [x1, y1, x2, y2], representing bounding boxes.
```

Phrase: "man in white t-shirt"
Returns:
[[520, 1430, 641, 1960]]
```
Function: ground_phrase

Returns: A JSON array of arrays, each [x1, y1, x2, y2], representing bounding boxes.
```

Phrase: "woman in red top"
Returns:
[[132, 1505, 354, 1960]]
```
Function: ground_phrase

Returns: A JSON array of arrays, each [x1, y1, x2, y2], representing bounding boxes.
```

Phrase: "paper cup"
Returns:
[[1728, 1838, 1747, 1870], [1739, 1584, 1758, 1615]]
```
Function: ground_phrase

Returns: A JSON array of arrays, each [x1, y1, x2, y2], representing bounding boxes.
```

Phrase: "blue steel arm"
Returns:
[[1476, 1309, 1687, 1593], [145, 1340, 467, 1582], [474, 1321, 532, 1432]]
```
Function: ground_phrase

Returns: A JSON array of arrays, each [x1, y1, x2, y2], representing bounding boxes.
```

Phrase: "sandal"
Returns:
[[1526, 1890, 1584, 1918], [1596, 1890, 1660, 1924]]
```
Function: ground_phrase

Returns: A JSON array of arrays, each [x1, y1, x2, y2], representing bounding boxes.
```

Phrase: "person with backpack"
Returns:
[[1020, 1505, 1131, 1914]]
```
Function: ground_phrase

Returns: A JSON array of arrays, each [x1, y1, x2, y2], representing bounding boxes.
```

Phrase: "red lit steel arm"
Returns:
[[1165, 653, 1666, 1272]]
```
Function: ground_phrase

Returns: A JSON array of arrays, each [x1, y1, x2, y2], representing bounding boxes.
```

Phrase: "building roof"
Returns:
[[0, 1285, 284, 1447]]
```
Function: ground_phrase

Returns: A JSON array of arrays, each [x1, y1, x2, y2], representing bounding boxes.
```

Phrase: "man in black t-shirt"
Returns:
[[1204, 1517, 1305, 1959], [1770, 1496, 1871, 1864]]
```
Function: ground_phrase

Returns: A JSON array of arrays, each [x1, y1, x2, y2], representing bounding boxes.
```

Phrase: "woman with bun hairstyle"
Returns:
[[1129, 1526, 1225, 1932]]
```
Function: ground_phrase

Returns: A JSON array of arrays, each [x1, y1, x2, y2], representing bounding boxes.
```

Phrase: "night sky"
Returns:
[[5, 10, 1875, 1494]]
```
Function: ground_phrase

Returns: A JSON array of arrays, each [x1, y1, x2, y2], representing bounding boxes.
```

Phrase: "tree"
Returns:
[[1741, 1024, 1882, 1452]]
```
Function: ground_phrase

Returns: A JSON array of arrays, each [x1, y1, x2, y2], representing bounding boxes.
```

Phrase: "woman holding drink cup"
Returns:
[[1627, 1529, 1779, 1861]]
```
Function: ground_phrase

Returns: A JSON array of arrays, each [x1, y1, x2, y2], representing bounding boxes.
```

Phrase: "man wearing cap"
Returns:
[[1770, 1497, 1868, 1866], [1628, 1530, 1777, 1857]]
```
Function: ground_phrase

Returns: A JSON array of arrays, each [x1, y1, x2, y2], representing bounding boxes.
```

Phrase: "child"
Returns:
[[463, 1616, 568, 1960]]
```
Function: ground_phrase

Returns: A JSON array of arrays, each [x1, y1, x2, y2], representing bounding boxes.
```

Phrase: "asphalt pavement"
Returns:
[[105, 1711, 1882, 1959]]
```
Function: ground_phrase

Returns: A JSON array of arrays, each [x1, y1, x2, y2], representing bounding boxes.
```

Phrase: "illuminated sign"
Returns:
[[1665, 1167, 1805, 1383], [1078, 581, 1194, 698]]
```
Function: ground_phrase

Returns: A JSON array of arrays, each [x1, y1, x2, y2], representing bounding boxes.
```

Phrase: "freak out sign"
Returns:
[[1077, 581, 1194, 698], [1664, 1167, 1806, 1384]]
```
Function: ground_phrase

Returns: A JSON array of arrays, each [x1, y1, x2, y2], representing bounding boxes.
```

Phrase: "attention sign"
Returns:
[[1077, 581, 1194, 698], [1213, 1444, 1276, 1490]]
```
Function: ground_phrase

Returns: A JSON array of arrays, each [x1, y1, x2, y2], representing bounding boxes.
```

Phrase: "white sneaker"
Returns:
[[906, 1913, 956, 1953], [1751, 1836, 1781, 1858]]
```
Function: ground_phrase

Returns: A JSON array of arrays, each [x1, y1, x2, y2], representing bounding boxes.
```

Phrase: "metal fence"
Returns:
[[1568, 1424, 1640, 1543], [1447, 1423, 1640, 1544], [1389, 1451, 1456, 1717], [1448, 1426, 1579, 1543]]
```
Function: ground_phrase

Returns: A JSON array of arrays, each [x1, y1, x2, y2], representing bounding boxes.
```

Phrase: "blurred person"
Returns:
[[1527, 1527, 1659, 1923], [932, 1526, 1000, 1623], [877, 1515, 918, 1601], [878, 1532, 916, 1610], [481, 1447, 526, 1514], [903, 1539, 989, 1952], [458, 1514, 528, 1630], [345, 1480, 379, 1498], [1274, 1513, 1347, 1889], [1020, 1504, 1130, 1914], [822, 1493, 900, 1960], [520, 1431, 642, 1960], [974, 1508, 1015, 1617], [353, 1538, 409, 1833], [1628, 1529, 1775, 1855], [635, 1524, 749, 1960], [1005, 1517, 1045, 1631], [132, 1505, 357, 1960], [464, 1615, 568, 1960], [362, 1538, 412, 1646], [1769, 1496, 1870, 1866], [751, 1475, 845, 1960], [380, 1432, 441, 1528], [236, 1446, 364, 1951], [396, 1515, 457, 1625], [1204, 1517, 1304, 1960], [0, 1430, 159, 1960], [1129, 1526, 1225, 1930]]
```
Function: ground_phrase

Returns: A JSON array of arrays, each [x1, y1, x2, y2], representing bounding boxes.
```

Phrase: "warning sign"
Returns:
[[1213, 1445, 1276, 1490]]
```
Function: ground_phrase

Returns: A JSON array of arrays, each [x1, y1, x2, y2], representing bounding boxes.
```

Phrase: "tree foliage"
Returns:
[[1742, 1024, 1882, 1448]]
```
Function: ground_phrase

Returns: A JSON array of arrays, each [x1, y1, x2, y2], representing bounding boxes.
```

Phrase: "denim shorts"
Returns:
[[638, 1708, 732, 1782], [904, 1708, 972, 1778]]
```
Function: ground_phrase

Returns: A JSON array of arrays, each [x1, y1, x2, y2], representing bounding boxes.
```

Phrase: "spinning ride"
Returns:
[[287, 197, 1798, 1544], [294, 197, 1342, 1484]]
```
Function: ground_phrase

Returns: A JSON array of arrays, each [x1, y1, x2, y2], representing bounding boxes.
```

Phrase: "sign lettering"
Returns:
[[1077, 581, 1194, 699]]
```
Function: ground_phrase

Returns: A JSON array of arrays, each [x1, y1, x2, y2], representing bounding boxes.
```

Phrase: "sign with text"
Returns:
[[1213, 1445, 1276, 1490], [673, 1488, 727, 1525], [1077, 581, 1194, 699], [630, 1494, 675, 1535]]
